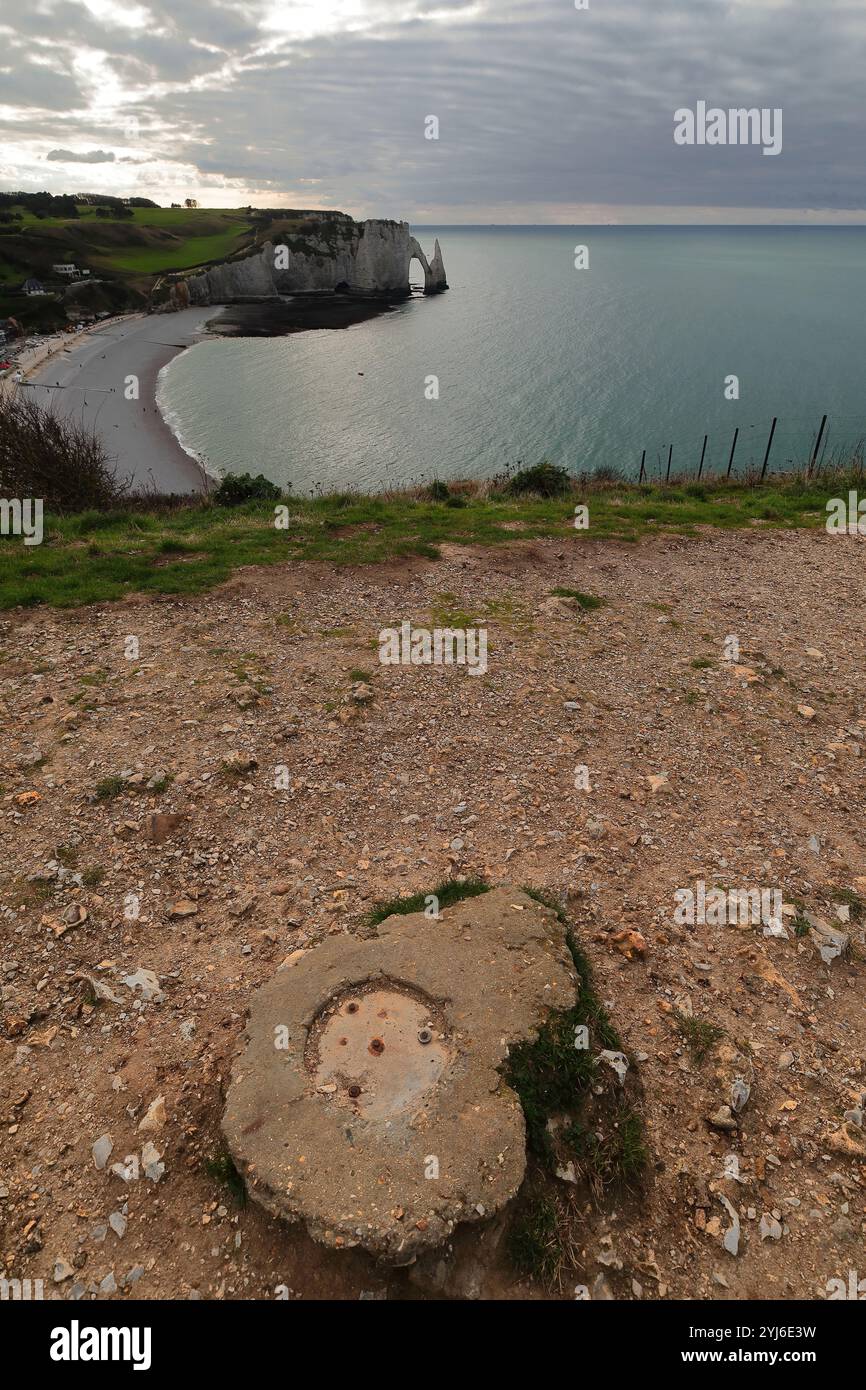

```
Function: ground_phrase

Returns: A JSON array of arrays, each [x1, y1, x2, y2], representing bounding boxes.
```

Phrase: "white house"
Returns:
[[52, 263, 80, 277]]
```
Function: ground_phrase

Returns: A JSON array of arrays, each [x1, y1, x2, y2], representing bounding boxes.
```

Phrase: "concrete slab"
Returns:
[[222, 885, 578, 1262]]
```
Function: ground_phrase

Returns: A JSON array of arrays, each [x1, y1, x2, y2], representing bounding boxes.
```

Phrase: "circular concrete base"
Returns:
[[222, 885, 577, 1262]]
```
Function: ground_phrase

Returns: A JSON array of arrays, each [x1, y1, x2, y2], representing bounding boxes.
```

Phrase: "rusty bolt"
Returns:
[[348, 1084, 361, 1098], [418, 1028, 433, 1045], [369, 1037, 385, 1056]]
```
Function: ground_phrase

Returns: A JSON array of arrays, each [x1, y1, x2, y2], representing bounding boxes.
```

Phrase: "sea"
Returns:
[[157, 226, 866, 494]]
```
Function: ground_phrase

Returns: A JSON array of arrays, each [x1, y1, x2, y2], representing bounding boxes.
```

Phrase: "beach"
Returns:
[[16, 296, 399, 496], [23, 307, 218, 495]]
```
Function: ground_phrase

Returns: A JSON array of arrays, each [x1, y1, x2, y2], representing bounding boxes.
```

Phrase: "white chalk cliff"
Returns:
[[181, 218, 446, 303]]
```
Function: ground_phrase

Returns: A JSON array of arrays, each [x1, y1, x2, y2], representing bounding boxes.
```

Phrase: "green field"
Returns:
[[94, 219, 252, 273], [0, 472, 850, 610], [0, 203, 255, 284]]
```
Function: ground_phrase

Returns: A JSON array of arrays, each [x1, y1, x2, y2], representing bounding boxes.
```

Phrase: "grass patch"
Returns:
[[550, 587, 604, 610], [506, 1194, 562, 1280], [203, 1149, 247, 1207], [501, 888, 647, 1288], [675, 1011, 725, 1064], [94, 775, 127, 801], [365, 876, 490, 927], [6, 875, 54, 907]]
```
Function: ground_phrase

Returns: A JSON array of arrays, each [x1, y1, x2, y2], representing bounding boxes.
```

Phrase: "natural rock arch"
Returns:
[[407, 235, 447, 295]]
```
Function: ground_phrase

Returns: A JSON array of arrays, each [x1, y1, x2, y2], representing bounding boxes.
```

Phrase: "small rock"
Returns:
[[708, 1105, 739, 1132], [120, 968, 164, 1003], [228, 889, 257, 919], [108, 1211, 127, 1238], [137, 1095, 167, 1133], [169, 899, 198, 918], [92, 1134, 114, 1170], [759, 1213, 782, 1241]]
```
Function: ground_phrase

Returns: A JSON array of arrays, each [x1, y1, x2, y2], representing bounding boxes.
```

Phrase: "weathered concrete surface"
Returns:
[[222, 886, 577, 1262]]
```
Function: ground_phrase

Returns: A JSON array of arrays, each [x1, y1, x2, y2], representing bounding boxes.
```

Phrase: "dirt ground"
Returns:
[[2, 524, 865, 1301]]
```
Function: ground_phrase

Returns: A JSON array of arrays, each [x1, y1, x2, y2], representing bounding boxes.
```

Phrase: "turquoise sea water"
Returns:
[[158, 227, 866, 492]]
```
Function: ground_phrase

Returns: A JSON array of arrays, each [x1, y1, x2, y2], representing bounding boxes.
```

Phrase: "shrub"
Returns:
[[0, 392, 126, 511], [508, 460, 571, 498], [213, 472, 281, 506]]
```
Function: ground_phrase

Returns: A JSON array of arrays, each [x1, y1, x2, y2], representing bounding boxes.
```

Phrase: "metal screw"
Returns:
[[348, 1084, 361, 1098], [418, 1028, 433, 1045]]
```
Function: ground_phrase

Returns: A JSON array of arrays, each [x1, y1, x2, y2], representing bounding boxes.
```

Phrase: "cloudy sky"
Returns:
[[1, 0, 864, 221]]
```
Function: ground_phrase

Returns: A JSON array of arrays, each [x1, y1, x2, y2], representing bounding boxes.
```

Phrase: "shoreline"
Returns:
[[26, 307, 219, 495], [22, 295, 401, 496]]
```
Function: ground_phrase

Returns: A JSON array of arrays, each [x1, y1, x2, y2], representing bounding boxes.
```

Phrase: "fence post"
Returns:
[[760, 417, 777, 481], [726, 427, 739, 479], [808, 414, 827, 477], [639, 450, 646, 483], [666, 444, 673, 482], [698, 434, 707, 480]]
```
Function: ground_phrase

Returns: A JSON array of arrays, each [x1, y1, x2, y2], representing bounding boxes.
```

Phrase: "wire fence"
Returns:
[[636, 413, 865, 484]]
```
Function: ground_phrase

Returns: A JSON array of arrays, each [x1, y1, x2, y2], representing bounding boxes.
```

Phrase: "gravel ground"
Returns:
[[1, 524, 865, 1300]]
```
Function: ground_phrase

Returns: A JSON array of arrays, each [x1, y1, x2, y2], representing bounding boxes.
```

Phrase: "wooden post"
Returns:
[[808, 414, 827, 476], [666, 444, 673, 482], [639, 449, 646, 483], [726, 427, 739, 478], [697, 434, 708, 479], [760, 417, 777, 481]]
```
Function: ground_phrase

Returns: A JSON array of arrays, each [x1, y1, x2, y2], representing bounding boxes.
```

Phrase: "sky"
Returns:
[[1, 0, 864, 222]]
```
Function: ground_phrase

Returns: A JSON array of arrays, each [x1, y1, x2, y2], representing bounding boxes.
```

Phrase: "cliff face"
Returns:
[[180, 219, 446, 305]]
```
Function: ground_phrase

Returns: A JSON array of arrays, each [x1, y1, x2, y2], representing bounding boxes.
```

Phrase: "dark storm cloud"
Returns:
[[2, 0, 865, 214]]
